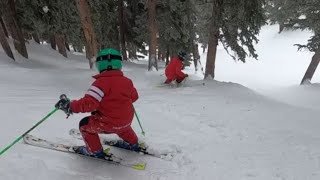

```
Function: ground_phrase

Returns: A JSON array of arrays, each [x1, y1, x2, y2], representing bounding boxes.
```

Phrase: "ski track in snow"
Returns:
[[1, 25, 320, 179]]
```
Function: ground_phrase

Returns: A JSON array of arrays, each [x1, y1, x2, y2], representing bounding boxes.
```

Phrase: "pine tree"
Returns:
[[16, 0, 40, 43], [75, 0, 98, 68], [194, 1, 211, 54], [156, 0, 195, 68], [0, 17, 8, 37], [55, 33, 67, 58], [290, 1, 320, 85], [187, 0, 200, 72], [88, 0, 119, 50], [122, 1, 147, 60], [203, 0, 266, 79], [118, 0, 127, 60], [126, 1, 148, 58], [0, 10, 14, 60], [1, 0, 28, 59], [264, 0, 301, 33]]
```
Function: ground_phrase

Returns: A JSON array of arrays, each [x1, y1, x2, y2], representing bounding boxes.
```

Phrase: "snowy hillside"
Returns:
[[1, 25, 320, 180]]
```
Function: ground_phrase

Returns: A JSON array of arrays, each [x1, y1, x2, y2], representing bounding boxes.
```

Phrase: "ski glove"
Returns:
[[55, 94, 73, 118]]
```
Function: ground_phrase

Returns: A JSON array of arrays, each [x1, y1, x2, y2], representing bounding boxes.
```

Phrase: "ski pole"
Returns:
[[0, 108, 58, 156], [134, 107, 145, 136]]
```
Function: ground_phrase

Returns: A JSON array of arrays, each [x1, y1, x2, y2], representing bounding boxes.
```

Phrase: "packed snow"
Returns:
[[1, 25, 320, 180]]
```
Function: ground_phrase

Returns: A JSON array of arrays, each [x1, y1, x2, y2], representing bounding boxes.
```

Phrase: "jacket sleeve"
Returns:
[[70, 95, 100, 113], [131, 81, 139, 103], [175, 61, 186, 78], [70, 81, 104, 113]]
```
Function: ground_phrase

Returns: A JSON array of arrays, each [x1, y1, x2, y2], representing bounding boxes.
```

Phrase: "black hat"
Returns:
[[178, 51, 188, 61]]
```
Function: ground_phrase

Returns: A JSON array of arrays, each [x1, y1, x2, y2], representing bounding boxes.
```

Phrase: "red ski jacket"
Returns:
[[165, 57, 186, 80], [70, 70, 138, 127]]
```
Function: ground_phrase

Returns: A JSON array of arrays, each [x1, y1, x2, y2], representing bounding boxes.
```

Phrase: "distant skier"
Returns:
[[164, 51, 189, 84], [55, 48, 140, 158]]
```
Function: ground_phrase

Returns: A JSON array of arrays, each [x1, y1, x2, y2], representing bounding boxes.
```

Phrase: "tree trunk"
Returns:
[[3, 0, 28, 58], [23, 30, 31, 40], [55, 34, 67, 58], [32, 32, 40, 44], [0, 20, 14, 60], [300, 49, 320, 85], [85, 42, 91, 59], [161, 51, 164, 61], [192, 42, 199, 71], [165, 47, 170, 66], [186, 0, 199, 72], [50, 35, 56, 50], [190, 25, 200, 71], [128, 43, 137, 60], [64, 35, 70, 51], [75, 0, 98, 69], [65, 41, 70, 51], [157, 48, 161, 61], [0, 17, 8, 37], [279, 23, 284, 34], [147, 0, 158, 71], [202, 45, 206, 53], [205, 31, 218, 79], [161, 51, 165, 61], [204, 0, 221, 79], [77, 46, 83, 53], [118, 0, 127, 60], [158, 48, 165, 61]]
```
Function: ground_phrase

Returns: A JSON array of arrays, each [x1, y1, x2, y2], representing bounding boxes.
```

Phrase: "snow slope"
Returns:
[[1, 25, 320, 180], [191, 24, 317, 91]]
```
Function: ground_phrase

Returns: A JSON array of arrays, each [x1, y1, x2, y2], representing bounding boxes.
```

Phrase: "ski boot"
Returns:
[[112, 140, 144, 152], [74, 146, 105, 159]]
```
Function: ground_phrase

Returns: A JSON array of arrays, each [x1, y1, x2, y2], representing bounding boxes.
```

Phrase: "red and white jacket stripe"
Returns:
[[70, 70, 138, 127]]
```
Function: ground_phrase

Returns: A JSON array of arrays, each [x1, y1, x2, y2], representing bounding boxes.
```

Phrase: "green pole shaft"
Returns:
[[134, 107, 145, 136], [0, 108, 58, 156]]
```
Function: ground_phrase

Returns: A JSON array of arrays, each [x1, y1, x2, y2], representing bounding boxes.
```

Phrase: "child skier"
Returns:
[[55, 48, 140, 158], [164, 51, 189, 84]]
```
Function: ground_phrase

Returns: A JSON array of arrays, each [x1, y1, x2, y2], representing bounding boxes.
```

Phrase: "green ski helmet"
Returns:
[[96, 48, 122, 72]]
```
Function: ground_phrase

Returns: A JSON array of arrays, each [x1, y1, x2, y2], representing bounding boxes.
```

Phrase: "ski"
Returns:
[[69, 128, 173, 159], [23, 134, 146, 170]]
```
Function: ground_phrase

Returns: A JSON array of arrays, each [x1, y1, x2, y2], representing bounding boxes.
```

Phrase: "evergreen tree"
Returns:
[[1, 0, 28, 58], [156, 0, 195, 68], [75, 0, 98, 67], [289, 0, 320, 84], [194, 0, 211, 54], [88, 0, 119, 50], [0, 10, 14, 60], [15, 0, 84, 58], [0, 17, 8, 37], [118, 0, 127, 60], [128, 1, 149, 57], [264, 0, 301, 33], [125, 1, 148, 59], [203, 0, 266, 79]]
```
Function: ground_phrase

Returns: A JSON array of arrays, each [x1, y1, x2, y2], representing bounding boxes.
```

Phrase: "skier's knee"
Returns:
[[79, 116, 90, 128]]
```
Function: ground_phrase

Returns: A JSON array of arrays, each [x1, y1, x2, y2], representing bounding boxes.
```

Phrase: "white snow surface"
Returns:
[[1, 25, 320, 180]]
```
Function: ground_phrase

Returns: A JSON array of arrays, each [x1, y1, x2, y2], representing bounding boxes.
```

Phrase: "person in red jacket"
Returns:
[[164, 51, 188, 84], [55, 48, 139, 158]]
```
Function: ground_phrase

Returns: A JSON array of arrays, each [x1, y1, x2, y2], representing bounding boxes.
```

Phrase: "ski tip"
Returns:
[[131, 162, 146, 170]]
